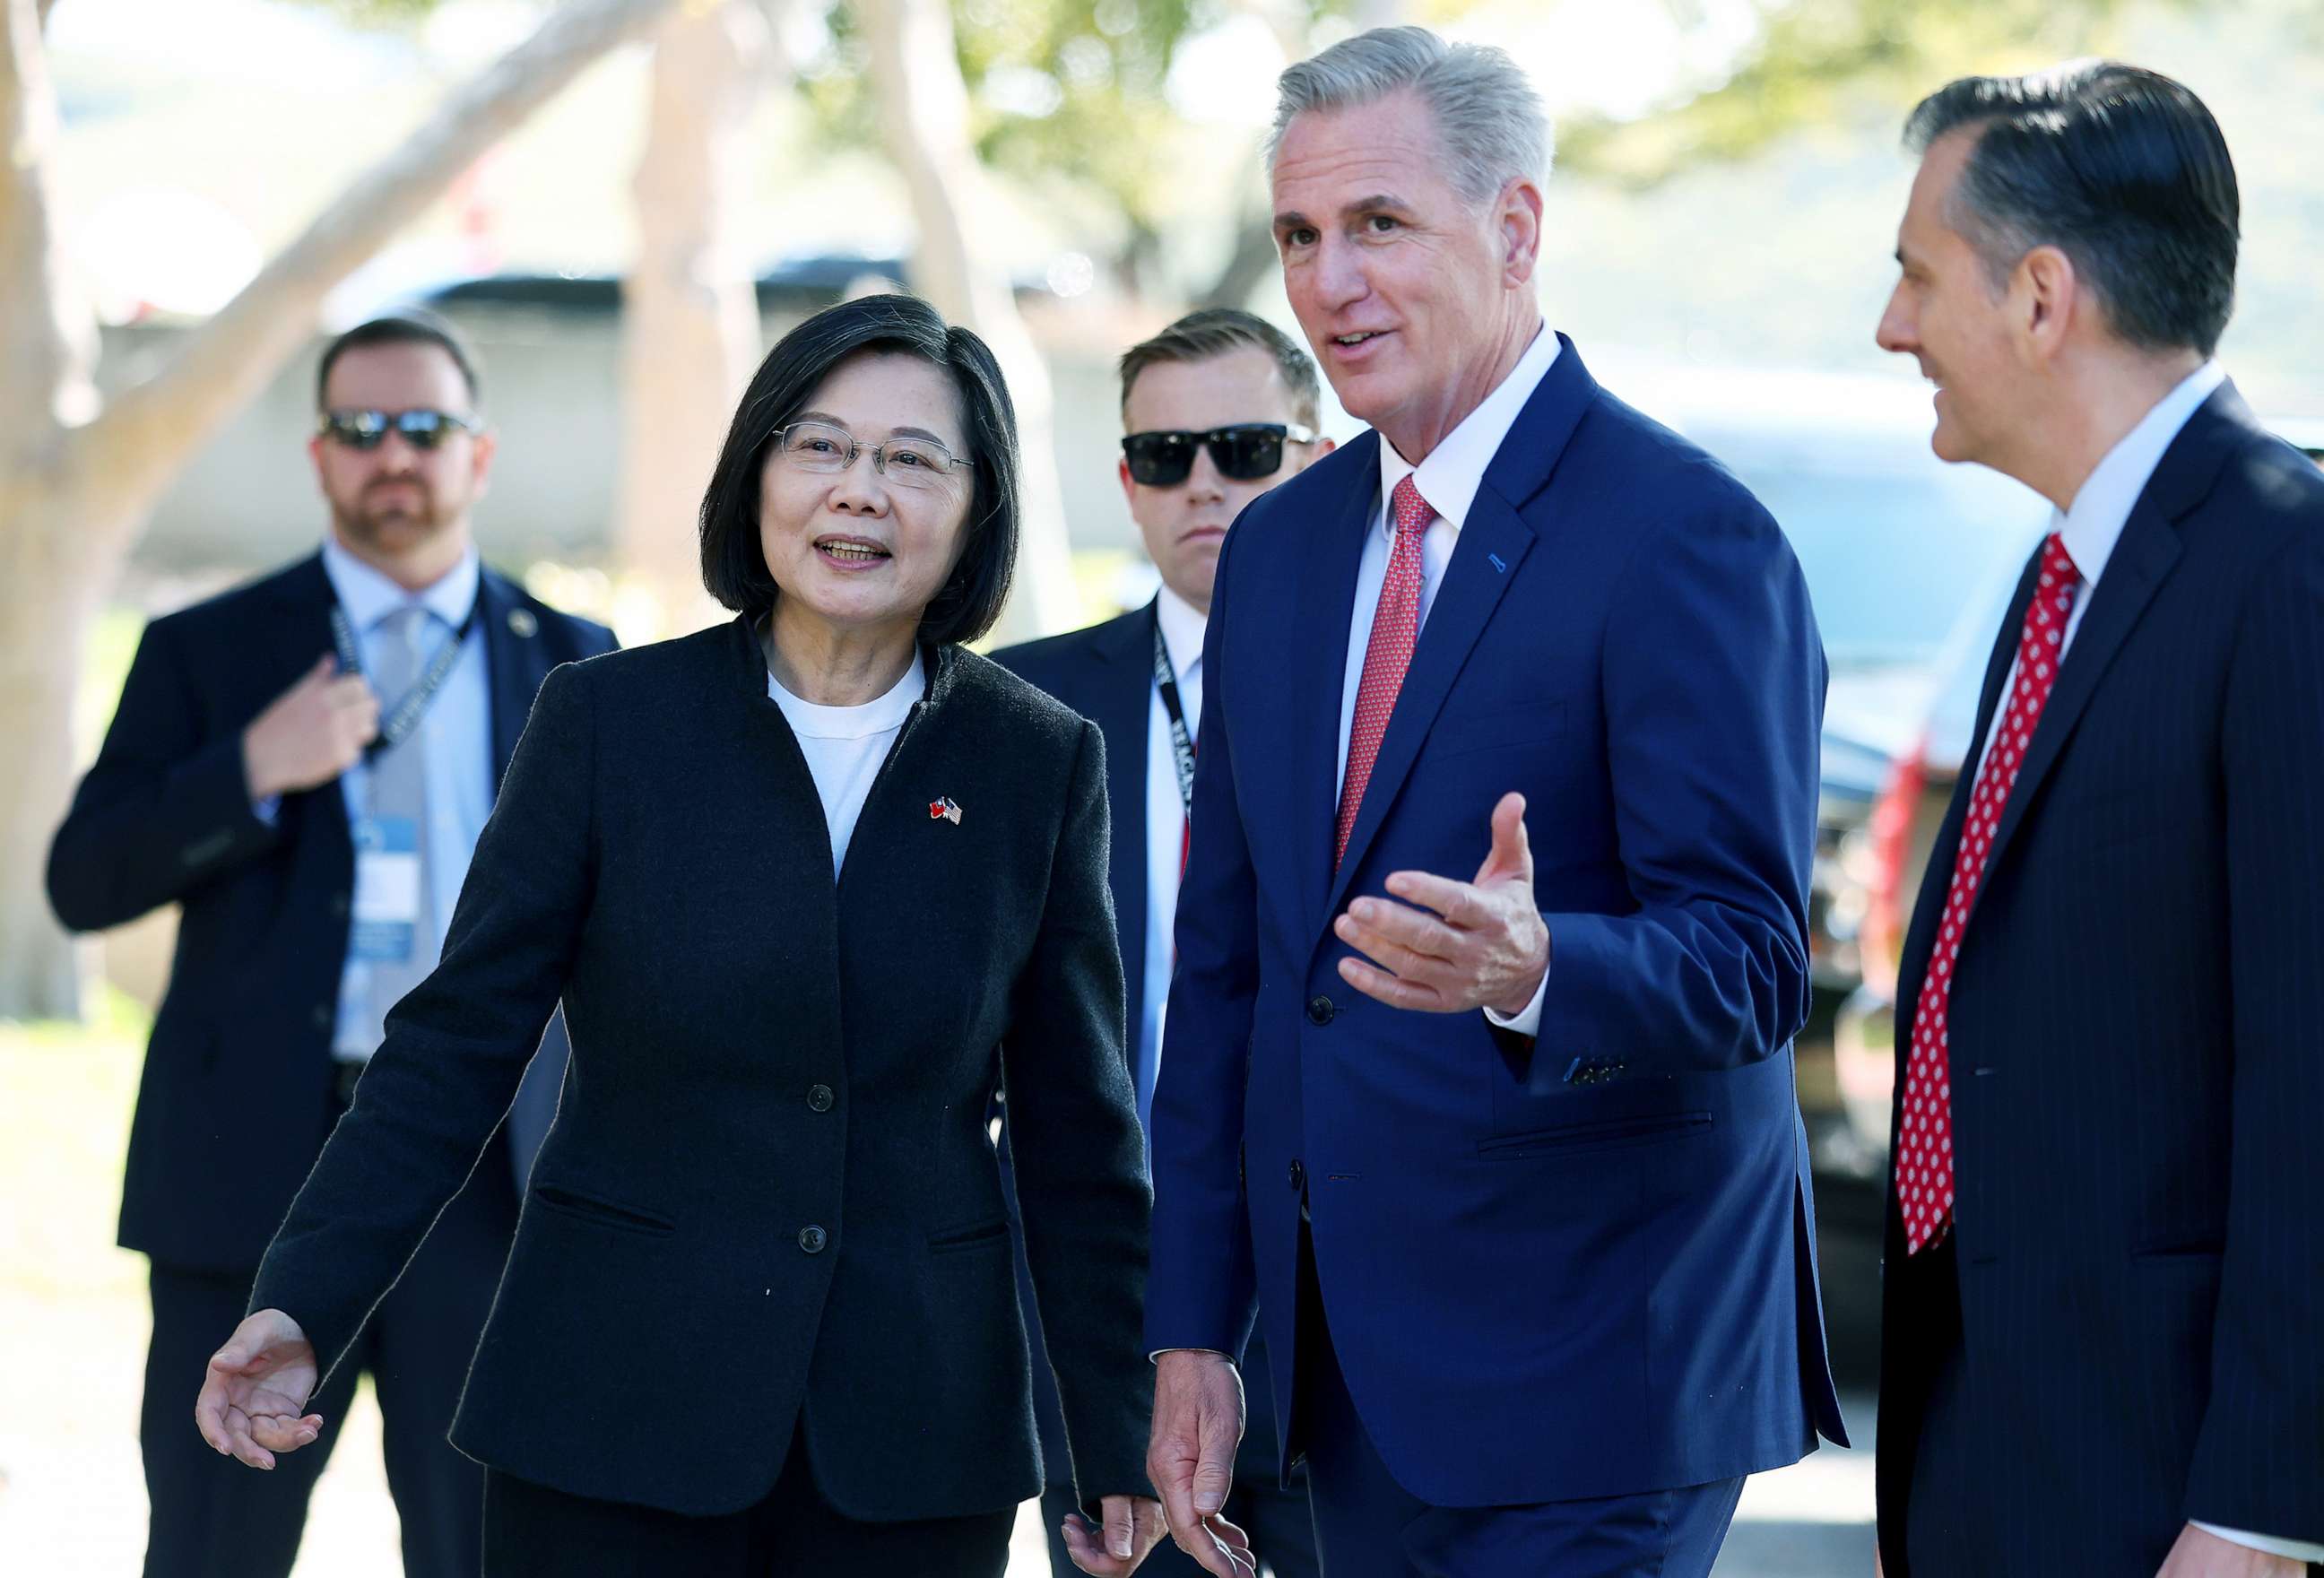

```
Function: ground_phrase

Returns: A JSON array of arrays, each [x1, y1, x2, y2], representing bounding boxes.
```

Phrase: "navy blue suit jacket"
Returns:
[[1145, 335, 1848, 1506], [1875, 388, 2324, 1572], [47, 552, 614, 1272], [997, 603, 1288, 1489]]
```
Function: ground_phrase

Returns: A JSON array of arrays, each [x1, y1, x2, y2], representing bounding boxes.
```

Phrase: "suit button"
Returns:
[[1288, 1159, 1305, 1193], [310, 1005, 332, 1031], [807, 1084, 834, 1113], [798, 1226, 828, 1254], [329, 892, 350, 919], [1305, 995, 1335, 1026]]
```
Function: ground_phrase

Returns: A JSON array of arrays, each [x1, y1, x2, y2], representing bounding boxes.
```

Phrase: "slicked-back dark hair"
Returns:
[[317, 308, 483, 410], [698, 294, 1020, 646], [1904, 60, 2240, 357], [1118, 308, 1324, 430]]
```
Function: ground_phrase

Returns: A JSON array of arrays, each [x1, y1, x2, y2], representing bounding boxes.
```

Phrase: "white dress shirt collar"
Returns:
[[321, 534, 482, 634], [1374, 323, 1561, 537], [2054, 360, 2226, 588], [1155, 583, 1207, 681]]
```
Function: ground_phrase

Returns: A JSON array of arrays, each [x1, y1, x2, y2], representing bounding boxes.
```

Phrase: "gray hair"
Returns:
[[1268, 26, 1551, 207]]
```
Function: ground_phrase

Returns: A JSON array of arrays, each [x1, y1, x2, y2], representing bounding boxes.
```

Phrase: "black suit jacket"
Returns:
[[248, 618, 1155, 1522], [46, 551, 613, 1273], [1876, 388, 2324, 1571], [996, 603, 1289, 1491]]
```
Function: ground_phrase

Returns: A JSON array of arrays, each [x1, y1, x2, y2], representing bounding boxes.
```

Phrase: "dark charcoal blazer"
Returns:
[[1877, 388, 2324, 1571], [249, 616, 1155, 1522], [996, 603, 1288, 1489], [46, 552, 613, 1273]]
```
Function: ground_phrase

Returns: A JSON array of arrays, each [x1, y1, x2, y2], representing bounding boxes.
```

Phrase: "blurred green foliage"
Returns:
[[1559, 0, 2201, 186]]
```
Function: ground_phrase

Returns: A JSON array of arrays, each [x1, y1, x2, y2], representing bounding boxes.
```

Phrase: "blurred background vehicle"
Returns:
[[1615, 357, 2051, 1374]]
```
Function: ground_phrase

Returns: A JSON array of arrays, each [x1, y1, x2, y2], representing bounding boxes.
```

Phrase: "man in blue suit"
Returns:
[[1142, 27, 1846, 1578], [1872, 64, 2324, 1577], [998, 308, 1330, 1578], [48, 312, 613, 1578]]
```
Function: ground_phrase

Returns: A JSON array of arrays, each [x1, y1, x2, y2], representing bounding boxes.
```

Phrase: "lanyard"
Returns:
[[330, 597, 481, 759], [1151, 608, 1194, 819]]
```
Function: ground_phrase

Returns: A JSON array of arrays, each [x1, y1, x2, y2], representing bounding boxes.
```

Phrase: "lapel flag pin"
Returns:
[[929, 796, 963, 825], [507, 608, 538, 638]]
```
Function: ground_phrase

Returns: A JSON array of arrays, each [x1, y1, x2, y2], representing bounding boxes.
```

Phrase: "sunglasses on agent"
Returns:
[[1121, 422, 1319, 487], [317, 409, 482, 452]]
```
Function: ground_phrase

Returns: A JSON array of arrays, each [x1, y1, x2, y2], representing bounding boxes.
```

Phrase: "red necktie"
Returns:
[[1335, 475, 1433, 869], [1895, 531, 2081, 1253]]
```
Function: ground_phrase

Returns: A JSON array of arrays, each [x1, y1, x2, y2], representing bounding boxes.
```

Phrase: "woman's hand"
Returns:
[[1062, 1495, 1212, 1576], [194, 1308, 325, 1469]]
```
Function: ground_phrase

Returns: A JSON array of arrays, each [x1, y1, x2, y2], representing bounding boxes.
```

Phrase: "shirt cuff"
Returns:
[[251, 794, 282, 826], [1149, 1348, 1235, 1366], [1482, 964, 1548, 1036], [2189, 1522, 2324, 1562]]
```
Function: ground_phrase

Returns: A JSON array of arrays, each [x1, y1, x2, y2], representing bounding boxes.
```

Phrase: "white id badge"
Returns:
[[350, 817, 421, 963]]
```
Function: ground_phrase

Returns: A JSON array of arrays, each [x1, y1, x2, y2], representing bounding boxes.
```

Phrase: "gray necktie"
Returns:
[[347, 605, 438, 1059]]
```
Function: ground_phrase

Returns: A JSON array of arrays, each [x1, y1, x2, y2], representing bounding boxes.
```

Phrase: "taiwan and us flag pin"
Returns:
[[929, 795, 963, 825]]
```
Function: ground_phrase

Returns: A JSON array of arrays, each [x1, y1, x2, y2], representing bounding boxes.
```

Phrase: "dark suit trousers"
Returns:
[[140, 1123, 517, 1578], [481, 1427, 1014, 1577], [1290, 1227, 1744, 1578]]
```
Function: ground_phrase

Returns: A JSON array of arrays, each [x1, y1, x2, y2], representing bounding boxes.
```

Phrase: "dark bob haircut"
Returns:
[[698, 293, 1020, 647], [317, 308, 483, 410], [1904, 60, 2240, 358]]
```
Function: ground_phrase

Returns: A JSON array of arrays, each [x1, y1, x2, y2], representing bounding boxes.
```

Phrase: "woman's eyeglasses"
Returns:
[[317, 409, 482, 451], [773, 421, 975, 491], [1121, 423, 1318, 487]]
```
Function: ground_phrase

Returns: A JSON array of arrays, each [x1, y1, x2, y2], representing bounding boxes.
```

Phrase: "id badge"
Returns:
[[350, 817, 421, 963]]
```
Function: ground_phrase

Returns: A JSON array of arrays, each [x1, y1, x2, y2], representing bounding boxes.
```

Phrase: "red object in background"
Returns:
[[1860, 732, 1929, 999]]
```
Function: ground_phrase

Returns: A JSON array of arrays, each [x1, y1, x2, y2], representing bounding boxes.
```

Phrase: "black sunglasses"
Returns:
[[1122, 422, 1317, 486], [317, 408, 481, 451]]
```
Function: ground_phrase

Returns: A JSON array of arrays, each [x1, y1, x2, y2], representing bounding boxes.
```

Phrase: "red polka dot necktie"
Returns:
[[1336, 475, 1433, 870], [1895, 531, 2081, 1253]]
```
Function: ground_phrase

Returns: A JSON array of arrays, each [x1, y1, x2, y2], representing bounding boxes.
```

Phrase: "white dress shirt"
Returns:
[[1961, 361, 2315, 1565], [768, 655, 926, 877], [316, 539, 493, 1061], [1339, 322, 1561, 1036], [1141, 585, 1207, 1113]]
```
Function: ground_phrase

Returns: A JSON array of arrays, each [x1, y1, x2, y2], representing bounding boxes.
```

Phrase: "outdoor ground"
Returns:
[[0, 1006, 1875, 1576]]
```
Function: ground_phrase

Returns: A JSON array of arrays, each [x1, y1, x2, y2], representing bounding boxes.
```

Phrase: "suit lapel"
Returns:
[[477, 569, 540, 791], [1896, 548, 2041, 1035], [1964, 386, 2262, 900], [1323, 495, 1534, 920], [1318, 334, 1596, 923], [1294, 433, 1383, 940], [1089, 605, 1153, 1066]]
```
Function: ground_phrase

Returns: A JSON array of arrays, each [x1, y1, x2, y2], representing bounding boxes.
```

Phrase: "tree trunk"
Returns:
[[615, 0, 773, 634], [857, 0, 1076, 644], [0, 0, 678, 1019]]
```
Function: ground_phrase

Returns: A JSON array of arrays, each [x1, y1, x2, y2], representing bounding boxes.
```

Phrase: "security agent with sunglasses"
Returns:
[[47, 311, 613, 1578], [996, 308, 1331, 1578]]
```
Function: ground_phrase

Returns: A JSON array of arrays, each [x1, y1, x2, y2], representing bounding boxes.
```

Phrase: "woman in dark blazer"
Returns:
[[194, 295, 1182, 1577]]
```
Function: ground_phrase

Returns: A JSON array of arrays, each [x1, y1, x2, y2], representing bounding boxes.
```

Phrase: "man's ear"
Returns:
[[2018, 245, 2080, 364]]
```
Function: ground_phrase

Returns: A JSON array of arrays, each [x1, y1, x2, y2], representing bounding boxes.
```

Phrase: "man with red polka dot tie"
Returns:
[[1873, 63, 2324, 1578]]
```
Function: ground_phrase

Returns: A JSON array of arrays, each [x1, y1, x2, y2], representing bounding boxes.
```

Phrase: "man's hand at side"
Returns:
[[1146, 1350, 1256, 1577]]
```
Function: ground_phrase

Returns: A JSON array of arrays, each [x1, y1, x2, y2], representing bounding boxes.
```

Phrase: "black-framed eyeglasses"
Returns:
[[1121, 422, 1318, 487], [317, 409, 482, 451], [772, 421, 975, 491]]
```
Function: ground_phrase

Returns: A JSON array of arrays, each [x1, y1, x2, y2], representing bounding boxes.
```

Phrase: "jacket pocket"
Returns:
[[928, 1217, 1010, 1253], [1476, 1109, 1712, 1158], [529, 1184, 675, 1238]]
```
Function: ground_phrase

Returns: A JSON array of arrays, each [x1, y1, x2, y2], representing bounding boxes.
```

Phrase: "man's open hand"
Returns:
[[1334, 792, 1548, 1017]]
